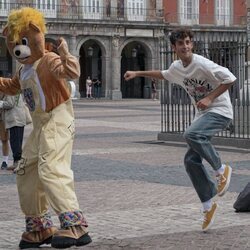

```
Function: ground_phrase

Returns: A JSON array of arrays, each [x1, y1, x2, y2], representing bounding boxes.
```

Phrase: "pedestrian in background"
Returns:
[[0, 72, 9, 170], [86, 76, 93, 98], [151, 78, 157, 100], [0, 93, 29, 172], [124, 28, 236, 232], [0, 95, 9, 169], [93, 78, 102, 99]]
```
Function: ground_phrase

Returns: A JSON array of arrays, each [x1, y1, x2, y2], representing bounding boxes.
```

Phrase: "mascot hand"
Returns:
[[57, 37, 70, 57]]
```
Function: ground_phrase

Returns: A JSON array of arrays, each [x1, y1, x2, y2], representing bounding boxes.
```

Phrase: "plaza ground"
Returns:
[[1, 99, 250, 249]]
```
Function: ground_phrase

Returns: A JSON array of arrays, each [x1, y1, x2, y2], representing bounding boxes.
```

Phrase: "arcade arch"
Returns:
[[78, 39, 104, 98], [120, 40, 153, 98]]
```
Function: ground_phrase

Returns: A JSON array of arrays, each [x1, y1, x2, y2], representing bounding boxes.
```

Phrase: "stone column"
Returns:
[[103, 55, 112, 98], [111, 35, 122, 100], [68, 35, 77, 56]]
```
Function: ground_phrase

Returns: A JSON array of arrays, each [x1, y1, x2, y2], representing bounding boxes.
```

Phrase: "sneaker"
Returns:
[[202, 202, 218, 232], [217, 164, 232, 197], [1, 161, 7, 170]]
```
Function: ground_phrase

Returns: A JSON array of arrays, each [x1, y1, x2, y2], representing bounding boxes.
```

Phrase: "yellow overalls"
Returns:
[[16, 62, 87, 232]]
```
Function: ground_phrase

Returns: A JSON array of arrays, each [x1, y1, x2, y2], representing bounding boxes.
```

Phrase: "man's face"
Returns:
[[172, 36, 193, 62]]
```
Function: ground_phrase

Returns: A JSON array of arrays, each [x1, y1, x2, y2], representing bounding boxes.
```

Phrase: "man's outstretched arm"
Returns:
[[124, 70, 164, 81]]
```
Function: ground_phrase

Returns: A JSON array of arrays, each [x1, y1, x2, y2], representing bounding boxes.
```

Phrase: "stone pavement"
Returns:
[[0, 99, 250, 250]]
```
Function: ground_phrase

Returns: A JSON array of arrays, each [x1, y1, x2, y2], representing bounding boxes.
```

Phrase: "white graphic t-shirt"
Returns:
[[161, 54, 236, 120]]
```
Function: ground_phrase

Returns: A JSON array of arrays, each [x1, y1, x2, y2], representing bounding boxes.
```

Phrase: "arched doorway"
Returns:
[[79, 41, 102, 98], [121, 42, 146, 98]]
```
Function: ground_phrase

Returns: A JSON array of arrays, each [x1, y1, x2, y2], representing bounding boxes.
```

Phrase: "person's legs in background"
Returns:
[[94, 86, 97, 99], [7, 126, 24, 171], [0, 120, 9, 169], [89, 86, 93, 98], [151, 90, 157, 100], [97, 86, 101, 99]]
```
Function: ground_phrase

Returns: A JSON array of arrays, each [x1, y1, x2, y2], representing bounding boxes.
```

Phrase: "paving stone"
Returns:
[[1, 99, 250, 249]]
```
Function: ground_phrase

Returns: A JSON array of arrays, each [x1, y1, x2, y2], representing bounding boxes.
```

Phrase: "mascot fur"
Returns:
[[0, 7, 92, 249]]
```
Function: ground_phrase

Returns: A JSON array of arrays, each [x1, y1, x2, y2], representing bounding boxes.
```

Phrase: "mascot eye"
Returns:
[[21, 37, 29, 46]]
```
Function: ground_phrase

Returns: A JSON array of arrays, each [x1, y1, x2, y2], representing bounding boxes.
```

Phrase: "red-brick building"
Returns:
[[163, 0, 246, 27]]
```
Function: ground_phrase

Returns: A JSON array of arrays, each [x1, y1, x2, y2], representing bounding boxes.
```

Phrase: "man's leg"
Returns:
[[0, 121, 9, 169], [183, 112, 232, 231], [184, 147, 217, 203], [9, 126, 24, 162], [183, 112, 232, 196], [183, 112, 231, 171]]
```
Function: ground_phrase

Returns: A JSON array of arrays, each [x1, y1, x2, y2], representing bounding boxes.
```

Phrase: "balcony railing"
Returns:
[[165, 12, 247, 27], [0, 3, 164, 23]]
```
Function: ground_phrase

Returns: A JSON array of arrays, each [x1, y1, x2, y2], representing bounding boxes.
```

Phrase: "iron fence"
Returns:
[[160, 31, 250, 142]]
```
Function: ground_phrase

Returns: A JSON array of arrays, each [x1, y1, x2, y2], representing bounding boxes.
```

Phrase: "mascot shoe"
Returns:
[[51, 225, 92, 249], [19, 227, 58, 249]]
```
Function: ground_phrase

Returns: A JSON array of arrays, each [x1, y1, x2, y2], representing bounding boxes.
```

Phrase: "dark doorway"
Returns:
[[121, 43, 145, 98], [79, 41, 102, 98]]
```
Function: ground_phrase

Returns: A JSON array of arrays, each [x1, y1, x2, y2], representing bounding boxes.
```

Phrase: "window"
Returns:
[[215, 0, 231, 26], [127, 0, 145, 21], [0, 0, 8, 17], [179, 0, 199, 25], [36, 0, 57, 18], [83, 0, 102, 19]]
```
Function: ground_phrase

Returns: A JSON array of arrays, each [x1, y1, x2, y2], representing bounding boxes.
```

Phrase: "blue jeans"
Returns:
[[183, 112, 231, 202]]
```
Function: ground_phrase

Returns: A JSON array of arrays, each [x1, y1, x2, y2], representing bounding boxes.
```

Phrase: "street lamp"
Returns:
[[87, 46, 93, 57]]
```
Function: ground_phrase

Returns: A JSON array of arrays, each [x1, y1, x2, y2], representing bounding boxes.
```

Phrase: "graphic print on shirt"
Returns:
[[183, 78, 213, 102], [23, 88, 36, 111]]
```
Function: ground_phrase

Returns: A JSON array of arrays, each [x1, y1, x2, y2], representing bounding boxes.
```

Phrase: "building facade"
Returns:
[[0, 0, 165, 99]]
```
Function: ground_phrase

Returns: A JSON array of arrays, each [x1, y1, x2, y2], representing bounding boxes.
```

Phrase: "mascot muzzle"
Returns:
[[13, 44, 31, 60]]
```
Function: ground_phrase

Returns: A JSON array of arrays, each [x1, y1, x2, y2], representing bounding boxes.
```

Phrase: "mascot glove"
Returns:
[[57, 37, 71, 58]]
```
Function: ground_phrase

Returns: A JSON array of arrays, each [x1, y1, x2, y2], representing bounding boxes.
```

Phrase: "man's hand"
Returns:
[[124, 71, 136, 81], [196, 96, 212, 110]]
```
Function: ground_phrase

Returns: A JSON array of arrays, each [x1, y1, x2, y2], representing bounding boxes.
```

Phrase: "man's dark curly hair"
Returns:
[[169, 29, 194, 45]]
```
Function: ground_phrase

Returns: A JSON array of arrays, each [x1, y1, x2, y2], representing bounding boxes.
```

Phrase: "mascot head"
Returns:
[[3, 7, 47, 64]]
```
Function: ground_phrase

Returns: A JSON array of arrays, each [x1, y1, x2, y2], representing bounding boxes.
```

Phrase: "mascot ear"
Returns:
[[2, 26, 8, 36], [29, 22, 41, 32]]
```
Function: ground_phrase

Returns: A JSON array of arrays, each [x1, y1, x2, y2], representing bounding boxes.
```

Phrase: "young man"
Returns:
[[124, 29, 236, 231]]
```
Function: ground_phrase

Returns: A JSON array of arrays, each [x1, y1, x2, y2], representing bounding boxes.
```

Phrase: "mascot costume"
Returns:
[[0, 7, 92, 249]]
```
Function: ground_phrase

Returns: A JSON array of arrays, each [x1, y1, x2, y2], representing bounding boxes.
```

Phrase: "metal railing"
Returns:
[[160, 31, 249, 141], [0, 3, 164, 22], [165, 12, 246, 27]]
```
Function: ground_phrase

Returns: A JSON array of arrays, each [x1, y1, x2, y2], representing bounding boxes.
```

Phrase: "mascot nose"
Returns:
[[15, 50, 21, 56]]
